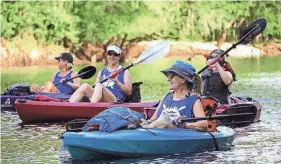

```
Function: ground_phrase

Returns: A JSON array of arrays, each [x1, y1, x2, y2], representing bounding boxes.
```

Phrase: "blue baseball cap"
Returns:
[[161, 60, 196, 85]]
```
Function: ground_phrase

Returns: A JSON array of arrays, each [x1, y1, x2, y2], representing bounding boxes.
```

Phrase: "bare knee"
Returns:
[[77, 83, 91, 92], [81, 83, 91, 89], [93, 83, 103, 94], [94, 83, 103, 89]]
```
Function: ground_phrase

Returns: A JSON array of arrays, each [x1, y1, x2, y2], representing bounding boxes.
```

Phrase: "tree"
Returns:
[[1, 1, 80, 44]]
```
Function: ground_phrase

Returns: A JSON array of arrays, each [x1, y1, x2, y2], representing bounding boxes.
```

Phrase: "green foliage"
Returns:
[[1, 1, 80, 44], [1, 1, 281, 44], [72, 1, 149, 43]]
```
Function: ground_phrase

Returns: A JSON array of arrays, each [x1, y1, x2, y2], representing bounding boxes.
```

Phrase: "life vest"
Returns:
[[81, 107, 144, 132], [3, 83, 33, 96], [201, 69, 230, 104], [201, 97, 218, 132]]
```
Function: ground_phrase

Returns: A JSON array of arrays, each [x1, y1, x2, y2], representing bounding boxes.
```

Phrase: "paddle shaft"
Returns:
[[92, 63, 134, 87], [54, 69, 93, 86], [197, 25, 260, 74], [180, 112, 254, 122]]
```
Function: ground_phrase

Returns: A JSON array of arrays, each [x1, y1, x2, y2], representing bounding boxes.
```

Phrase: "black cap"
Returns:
[[55, 53, 73, 64]]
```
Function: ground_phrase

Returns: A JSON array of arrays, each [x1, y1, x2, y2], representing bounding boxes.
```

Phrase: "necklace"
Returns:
[[172, 91, 191, 100]]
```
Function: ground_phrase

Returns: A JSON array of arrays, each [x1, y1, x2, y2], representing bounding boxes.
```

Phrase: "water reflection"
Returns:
[[59, 152, 219, 164]]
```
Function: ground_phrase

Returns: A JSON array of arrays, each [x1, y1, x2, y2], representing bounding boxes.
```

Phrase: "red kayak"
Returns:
[[15, 96, 260, 127], [15, 99, 159, 124]]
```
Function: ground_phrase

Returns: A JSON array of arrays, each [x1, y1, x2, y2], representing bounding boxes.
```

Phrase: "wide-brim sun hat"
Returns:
[[106, 45, 122, 55], [161, 60, 196, 87]]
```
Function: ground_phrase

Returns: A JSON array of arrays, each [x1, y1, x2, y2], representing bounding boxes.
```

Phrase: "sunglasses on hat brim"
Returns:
[[107, 52, 120, 57]]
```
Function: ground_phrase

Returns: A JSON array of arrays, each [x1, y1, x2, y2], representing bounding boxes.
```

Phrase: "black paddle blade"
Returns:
[[78, 66, 96, 79], [239, 18, 267, 45]]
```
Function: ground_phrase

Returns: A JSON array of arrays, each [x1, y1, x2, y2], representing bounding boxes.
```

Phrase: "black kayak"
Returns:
[[1, 92, 71, 111]]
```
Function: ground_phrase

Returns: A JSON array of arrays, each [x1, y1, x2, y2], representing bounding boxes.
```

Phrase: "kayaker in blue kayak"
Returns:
[[201, 49, 236, 104], [141, 61, 208, 131], [31, 53, 80, 94], [69, 45, 132, 103]]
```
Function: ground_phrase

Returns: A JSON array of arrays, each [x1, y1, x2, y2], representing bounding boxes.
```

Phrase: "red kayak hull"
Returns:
[[15, 100, 158, 124]]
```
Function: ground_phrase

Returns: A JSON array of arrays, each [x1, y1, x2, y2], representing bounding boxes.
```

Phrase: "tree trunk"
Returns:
[[216, 30, 227, 47], [216, 20, 234, 47]]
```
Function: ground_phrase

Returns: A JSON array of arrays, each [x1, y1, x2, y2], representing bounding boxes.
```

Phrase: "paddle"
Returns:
[[54, 66, 96, 86], [197, 18, 267, 74], [179, 112, 255, 122], [93, 40, 170, 87]]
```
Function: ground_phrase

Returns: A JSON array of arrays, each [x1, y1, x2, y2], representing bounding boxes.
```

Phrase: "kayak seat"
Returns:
[[143, 107, 157, 120], [123, 82, 143, 103], [66, 119, 89, 132], [68, 82, 143, 103]]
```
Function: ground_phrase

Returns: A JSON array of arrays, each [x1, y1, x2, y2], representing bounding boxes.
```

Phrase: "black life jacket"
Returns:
[[201, 69, 230, 104]]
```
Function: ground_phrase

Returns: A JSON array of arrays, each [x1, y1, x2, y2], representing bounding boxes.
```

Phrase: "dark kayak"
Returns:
[[0, 92, 71, 111]]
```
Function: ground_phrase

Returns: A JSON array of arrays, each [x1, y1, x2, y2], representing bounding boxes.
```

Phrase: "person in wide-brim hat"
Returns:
[[141, 60, 208, 131]]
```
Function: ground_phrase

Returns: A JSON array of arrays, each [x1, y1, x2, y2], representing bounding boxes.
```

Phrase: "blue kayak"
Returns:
[[62, 126, 235, 160]]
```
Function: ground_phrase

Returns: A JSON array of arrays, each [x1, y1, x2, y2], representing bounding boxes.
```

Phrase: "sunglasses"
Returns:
[[58, 59, 67, 62], [167, 72, 179, 79], [107, 53, 120, 57]]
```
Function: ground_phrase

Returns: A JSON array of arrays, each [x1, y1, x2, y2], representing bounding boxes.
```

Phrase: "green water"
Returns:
[[1, 56, 281, 163]]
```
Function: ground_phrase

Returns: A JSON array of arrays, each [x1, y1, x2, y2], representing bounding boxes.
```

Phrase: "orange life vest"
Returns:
[[201, 97, 218, 132]]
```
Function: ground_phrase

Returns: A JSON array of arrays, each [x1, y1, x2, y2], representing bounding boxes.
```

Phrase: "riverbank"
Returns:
[[1, 38, 281, 67]]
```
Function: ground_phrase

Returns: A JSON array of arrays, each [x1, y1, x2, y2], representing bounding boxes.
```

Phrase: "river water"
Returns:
[[1, 57, 281, 164]]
